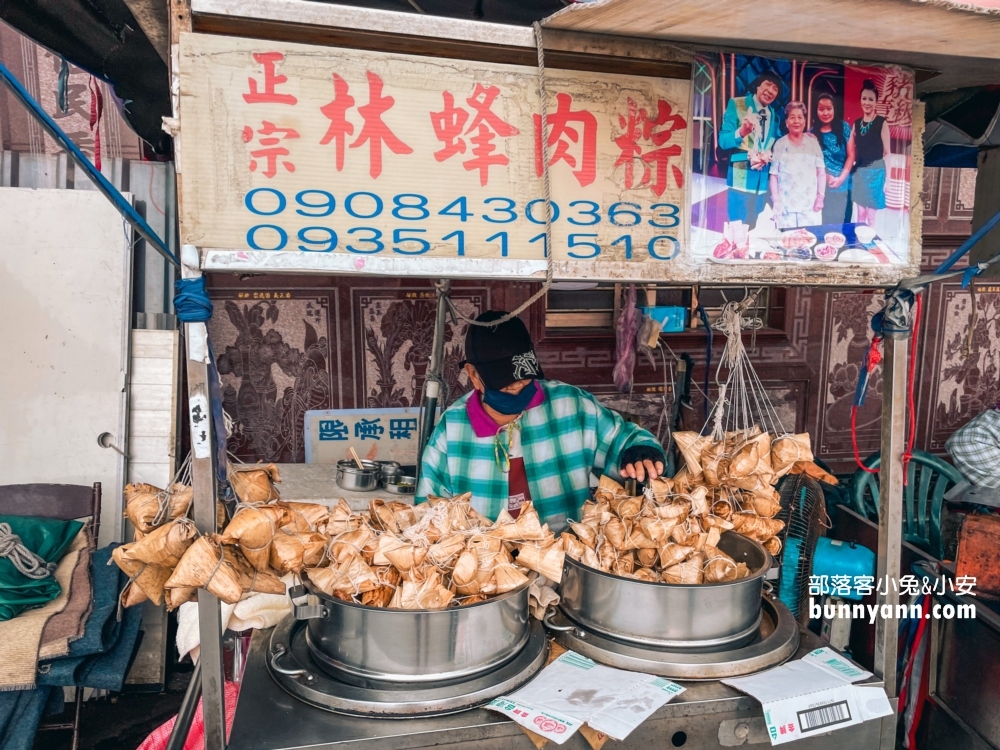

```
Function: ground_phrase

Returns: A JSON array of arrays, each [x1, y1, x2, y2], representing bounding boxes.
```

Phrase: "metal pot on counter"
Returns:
[[335, 459, 415, 493], [556, 530, 771, 650], [335, 459, 380, 491], [291, 575, 531, 685]]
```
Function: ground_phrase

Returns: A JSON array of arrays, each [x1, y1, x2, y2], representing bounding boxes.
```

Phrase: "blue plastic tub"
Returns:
[[640, 306, 687, 333]]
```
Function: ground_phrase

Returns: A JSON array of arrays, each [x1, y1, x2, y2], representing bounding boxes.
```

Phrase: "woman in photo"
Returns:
[[811, 93, 854, 225], [769, 101, 826, 229], [851, 79, 891, 228]]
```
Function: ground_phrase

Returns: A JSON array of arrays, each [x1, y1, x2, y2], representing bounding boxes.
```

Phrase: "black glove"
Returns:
[[620, 445, 666, 467], [619, 445, 666, 483]]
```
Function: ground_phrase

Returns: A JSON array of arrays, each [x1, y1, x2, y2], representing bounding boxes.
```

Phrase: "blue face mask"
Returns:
[[483, 380, 537, 416]]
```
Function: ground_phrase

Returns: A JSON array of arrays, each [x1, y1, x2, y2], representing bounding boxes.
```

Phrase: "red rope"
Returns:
[[851, 406, 880, 474], [89, 76, 104, 172]]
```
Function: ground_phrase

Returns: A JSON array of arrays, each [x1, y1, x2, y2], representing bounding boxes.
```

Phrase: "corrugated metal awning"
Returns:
[[542, 0, 1000, 94]]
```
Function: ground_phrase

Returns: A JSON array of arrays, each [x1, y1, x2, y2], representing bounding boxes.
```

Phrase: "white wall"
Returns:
[[0, 187, 131, 545]]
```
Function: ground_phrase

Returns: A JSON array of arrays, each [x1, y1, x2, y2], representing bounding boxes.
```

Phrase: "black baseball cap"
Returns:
[[460, 311, 545, 390]]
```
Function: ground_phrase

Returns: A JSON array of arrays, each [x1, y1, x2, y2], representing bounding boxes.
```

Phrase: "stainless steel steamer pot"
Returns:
[[293, 576, 530, 684], [557, 530, 772, 650], [336, 459, 380, 491]]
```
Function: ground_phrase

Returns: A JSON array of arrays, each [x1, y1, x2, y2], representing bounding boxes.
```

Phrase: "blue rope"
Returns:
[[173, 277, 214, 323]]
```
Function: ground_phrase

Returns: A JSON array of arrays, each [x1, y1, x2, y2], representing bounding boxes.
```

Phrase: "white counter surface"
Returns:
[[271, 463, 414, 511]]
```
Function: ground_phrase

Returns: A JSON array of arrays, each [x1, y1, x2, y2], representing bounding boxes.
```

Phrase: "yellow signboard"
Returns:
[[179, 33, 919, 285], [178, 33, 690, 267]]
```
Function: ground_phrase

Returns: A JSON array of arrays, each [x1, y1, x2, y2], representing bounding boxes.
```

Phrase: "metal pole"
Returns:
[[165, 660, 203, 750], [874, 334, 907, 747], [935, 206, 1000, 274], [417, 280, 451, 469], [0, 62, 177, 267], [180, 246, 227, 750]]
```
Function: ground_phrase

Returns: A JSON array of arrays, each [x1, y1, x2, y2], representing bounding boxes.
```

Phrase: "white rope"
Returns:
[[706, 288, 786, 440], [0, 522, 55, 579], [446, 21, 554, 328]]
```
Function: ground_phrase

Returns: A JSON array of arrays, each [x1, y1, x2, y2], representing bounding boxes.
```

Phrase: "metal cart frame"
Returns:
[[166, 3, 915, 746]]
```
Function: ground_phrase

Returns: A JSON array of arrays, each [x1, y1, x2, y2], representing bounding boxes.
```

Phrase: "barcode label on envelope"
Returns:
[[797, 701, 851, 732]]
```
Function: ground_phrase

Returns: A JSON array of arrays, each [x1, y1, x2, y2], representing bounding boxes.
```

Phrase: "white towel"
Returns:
[[176, 600, 236, 664], [176, 574, 293, 662], [229, 592, 290, 632]]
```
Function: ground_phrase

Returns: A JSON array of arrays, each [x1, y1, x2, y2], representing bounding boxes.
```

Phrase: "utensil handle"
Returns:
[[542, 608, 575, 632], [349, 447, 365, 470], [269, 644, 309, 677]]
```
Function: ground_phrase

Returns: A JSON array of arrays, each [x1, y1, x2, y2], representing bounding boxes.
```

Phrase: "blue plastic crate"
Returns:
[[640, 306, 687, 333]]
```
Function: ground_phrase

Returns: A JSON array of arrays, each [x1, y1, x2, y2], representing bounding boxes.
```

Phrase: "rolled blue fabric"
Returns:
[[173, 277, 214, 323]]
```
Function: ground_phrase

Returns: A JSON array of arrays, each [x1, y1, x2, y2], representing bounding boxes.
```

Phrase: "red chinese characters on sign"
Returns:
[[534, 93, 598, 188], [243, 52, 297, 105], [352, 72, 413, 178], [319, 71, 412, 179], [430, 84, 520, 186], [614, 98, 687, 196], [241, 52, 299, 178], [236, 54, 686, 194], [242, 121, 300, 178], [319, 74, 355, 171]]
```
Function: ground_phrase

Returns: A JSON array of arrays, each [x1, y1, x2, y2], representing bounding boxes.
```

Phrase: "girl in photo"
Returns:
[[811, 93, 854, 225], [769, 101, 826, 229], [852, 79, 891, 227]]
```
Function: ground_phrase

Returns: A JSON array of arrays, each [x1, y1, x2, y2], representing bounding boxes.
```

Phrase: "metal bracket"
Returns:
[[288, 585, 328, 621], [542, 608, 576, 633], [269, 644, 315, 681]]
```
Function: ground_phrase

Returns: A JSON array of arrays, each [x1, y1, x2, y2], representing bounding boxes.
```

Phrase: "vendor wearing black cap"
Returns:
[[415, 311, 666, 531]]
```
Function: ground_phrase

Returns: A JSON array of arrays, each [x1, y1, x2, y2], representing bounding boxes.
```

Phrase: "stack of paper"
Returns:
[[722, 647, 893, 745], [487, 651, 685, 745]]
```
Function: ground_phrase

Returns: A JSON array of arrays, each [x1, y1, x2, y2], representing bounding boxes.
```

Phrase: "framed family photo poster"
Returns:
[[690, 53, 915, 267]]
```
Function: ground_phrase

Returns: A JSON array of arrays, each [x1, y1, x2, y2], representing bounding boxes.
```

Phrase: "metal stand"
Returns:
[[874, 334, 907, 746], [165, 661, 203, 750], [180, 245, 228, 750], [416, 279, 451, 474]]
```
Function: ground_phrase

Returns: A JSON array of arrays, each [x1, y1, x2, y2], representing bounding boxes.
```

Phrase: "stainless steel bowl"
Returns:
[[375, 460, 402, 483], [295, 576, 531, 684], [383, 475, 416, 495], [558, 530, 771, 650], [336, 460, 380, 491]]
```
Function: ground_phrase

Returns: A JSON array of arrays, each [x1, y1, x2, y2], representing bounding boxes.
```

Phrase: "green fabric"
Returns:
[[0, 516, 83, 621], [416, 380, 662, 531]]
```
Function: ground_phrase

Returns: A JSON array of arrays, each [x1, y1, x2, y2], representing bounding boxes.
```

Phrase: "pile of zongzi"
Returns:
[[303, 495, 561, 609], [560, 476, 752, 585]]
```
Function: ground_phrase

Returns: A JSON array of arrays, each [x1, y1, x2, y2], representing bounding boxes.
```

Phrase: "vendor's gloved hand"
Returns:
[[619, 446, 666, 483]]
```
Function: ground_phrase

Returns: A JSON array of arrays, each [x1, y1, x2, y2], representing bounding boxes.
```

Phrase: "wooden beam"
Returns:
[[191, 14, 690, 79]]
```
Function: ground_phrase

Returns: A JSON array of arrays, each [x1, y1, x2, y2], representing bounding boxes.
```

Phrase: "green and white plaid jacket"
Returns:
[[416, 380, 662, 531]]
